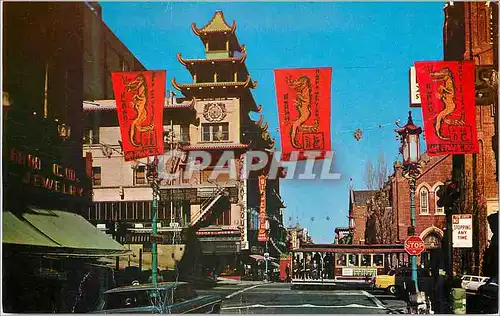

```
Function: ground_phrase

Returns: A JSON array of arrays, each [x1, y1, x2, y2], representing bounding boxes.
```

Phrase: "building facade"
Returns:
[[3, 2, 128, 313], [83, 11, 287, 279], [347, 153, 452, 268], [390, 154, 451, 245], [443, 1, 498, 275]]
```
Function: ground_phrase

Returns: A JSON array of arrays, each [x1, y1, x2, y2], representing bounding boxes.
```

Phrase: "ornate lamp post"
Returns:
[[395, 111, 423, 291]]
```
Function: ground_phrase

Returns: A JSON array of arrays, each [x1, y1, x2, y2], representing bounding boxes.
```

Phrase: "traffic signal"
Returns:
[[436, 181, 460, 208]]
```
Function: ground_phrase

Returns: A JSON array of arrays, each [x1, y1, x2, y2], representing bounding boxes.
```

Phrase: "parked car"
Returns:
[[476, 276, 498, 314], [461, 275, 489, 291], [384, 267, 434, 298], [94, 282, 222, 314], [373, 269, 397, 294]]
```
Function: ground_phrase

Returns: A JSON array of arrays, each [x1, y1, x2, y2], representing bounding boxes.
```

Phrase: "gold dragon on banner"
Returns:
[[430, 67, 465, 140], [286, 76, 319, 149], [123, 74, 155, 147]]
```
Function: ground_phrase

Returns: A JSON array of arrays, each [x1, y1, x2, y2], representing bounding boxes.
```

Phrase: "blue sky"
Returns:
[[101, 2, 444, 243]]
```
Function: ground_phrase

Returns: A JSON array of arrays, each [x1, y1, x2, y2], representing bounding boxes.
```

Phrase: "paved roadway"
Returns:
[[197, 281, 408, 314]]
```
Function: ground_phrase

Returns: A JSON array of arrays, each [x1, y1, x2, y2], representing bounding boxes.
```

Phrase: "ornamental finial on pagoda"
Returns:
[[191, 11, 237, 36]]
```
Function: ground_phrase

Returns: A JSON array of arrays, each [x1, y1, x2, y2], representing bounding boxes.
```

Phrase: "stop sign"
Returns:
[[404, 236, 425, 255]]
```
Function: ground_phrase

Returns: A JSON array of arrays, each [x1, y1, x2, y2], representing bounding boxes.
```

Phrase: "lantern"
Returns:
[[395, 111, 422, 167]]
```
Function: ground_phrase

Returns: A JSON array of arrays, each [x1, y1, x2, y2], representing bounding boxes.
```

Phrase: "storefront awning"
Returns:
[[3, 208, 130, 257], [3, 211, 59, 247]]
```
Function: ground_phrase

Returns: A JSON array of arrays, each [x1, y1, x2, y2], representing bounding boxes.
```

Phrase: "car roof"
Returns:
[[104, 282, 188, 294]]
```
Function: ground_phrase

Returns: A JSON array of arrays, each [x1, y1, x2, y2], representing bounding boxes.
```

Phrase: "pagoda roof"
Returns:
[[171, 75, 257, 92], [244, 114, 276, 149], [191, 11, 236, 36], [82, 98, 195, 112], [181, 143, 248, 151], [176, 46, 247, 67]]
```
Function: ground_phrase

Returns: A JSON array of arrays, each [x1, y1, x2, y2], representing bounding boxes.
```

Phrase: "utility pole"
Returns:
[[147, 158, 160, 285], [409, 177, 419, 291]]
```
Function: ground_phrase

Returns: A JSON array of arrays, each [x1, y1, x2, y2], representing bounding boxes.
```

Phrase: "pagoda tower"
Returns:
[[172, 11, 285, 278], [172, 10, 275, 151]]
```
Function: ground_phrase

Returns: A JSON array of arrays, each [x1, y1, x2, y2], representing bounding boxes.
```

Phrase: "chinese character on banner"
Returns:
[[414, 61, 479, 156], [274, 68, 332, 161], [258, 175, 268, 242], [111, 71, 166, 161]]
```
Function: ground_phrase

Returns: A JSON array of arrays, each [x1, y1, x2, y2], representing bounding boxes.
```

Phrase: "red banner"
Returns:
[[414, 61, 478, 156], [258, 175, 268, 242], [274, 68, 332, 161], [111, 71, 166, 161]]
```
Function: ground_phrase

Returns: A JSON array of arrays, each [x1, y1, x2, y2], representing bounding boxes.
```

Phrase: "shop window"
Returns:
[[201, 123, 229, 141], [84, 127, 99, 144], [136, 202, 145, 220], [143, 242, 152, 253], [180, 125, 190, 143], [92, 167, 101, 186], [135, 166, 146, 185], [420, 187, 429, 214]]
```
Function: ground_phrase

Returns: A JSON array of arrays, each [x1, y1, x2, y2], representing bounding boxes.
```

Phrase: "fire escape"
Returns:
[[190, 186, 228, 227]]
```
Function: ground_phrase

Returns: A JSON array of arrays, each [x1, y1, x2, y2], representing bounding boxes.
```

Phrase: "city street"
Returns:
[[197, 281, 408, 314]]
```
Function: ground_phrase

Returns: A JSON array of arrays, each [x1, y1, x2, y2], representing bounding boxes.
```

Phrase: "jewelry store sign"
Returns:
[[452, 214, 473, 248], [8, 148, 86, 197]]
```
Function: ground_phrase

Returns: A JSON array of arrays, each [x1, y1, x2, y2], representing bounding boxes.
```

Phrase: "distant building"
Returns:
[[348, 189, 377, 245], [348, 153, 452, 267], [288, 226, 312, 250]]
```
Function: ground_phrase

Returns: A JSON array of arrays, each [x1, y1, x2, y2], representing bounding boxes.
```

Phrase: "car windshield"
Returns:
[[103, 289, 167, 310], [387, 269, 396, 276]]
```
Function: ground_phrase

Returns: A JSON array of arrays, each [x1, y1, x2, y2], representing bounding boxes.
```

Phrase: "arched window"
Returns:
[[434, 186, 445, 215], [420, 187, 429, 214]]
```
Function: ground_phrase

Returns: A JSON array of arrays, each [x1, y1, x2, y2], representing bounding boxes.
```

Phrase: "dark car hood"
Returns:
[[91, 306, 162, 314]]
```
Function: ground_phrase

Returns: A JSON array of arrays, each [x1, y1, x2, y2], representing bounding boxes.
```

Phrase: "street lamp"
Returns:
[[395, 111, 422, 291]]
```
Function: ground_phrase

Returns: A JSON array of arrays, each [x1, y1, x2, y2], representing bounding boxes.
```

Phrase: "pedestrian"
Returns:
[[285, 264, 291, 283]]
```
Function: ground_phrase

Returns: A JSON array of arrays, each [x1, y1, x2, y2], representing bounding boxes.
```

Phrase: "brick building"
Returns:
[[348, 189, 377, 245], [443, 1, 498, 275], [390, 154, 452, 245], [348, 153, 452, 268]]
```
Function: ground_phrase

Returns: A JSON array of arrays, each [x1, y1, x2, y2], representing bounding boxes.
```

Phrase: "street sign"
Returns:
[[452, 214, 473, 248], [404, 236, 425, 256]]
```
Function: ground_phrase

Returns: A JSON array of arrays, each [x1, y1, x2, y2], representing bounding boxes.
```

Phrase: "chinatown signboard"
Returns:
[[414, 61, 479, 156], [274, 67, 332, 161], [409, 66, 422, 107], [257, 175, 268, 242], [160, 188, 198, 202], [111, 70, 166, 161], [452, 214, 473, 248], [239, 154, 249, 250], [7, 147, 87, 198]]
